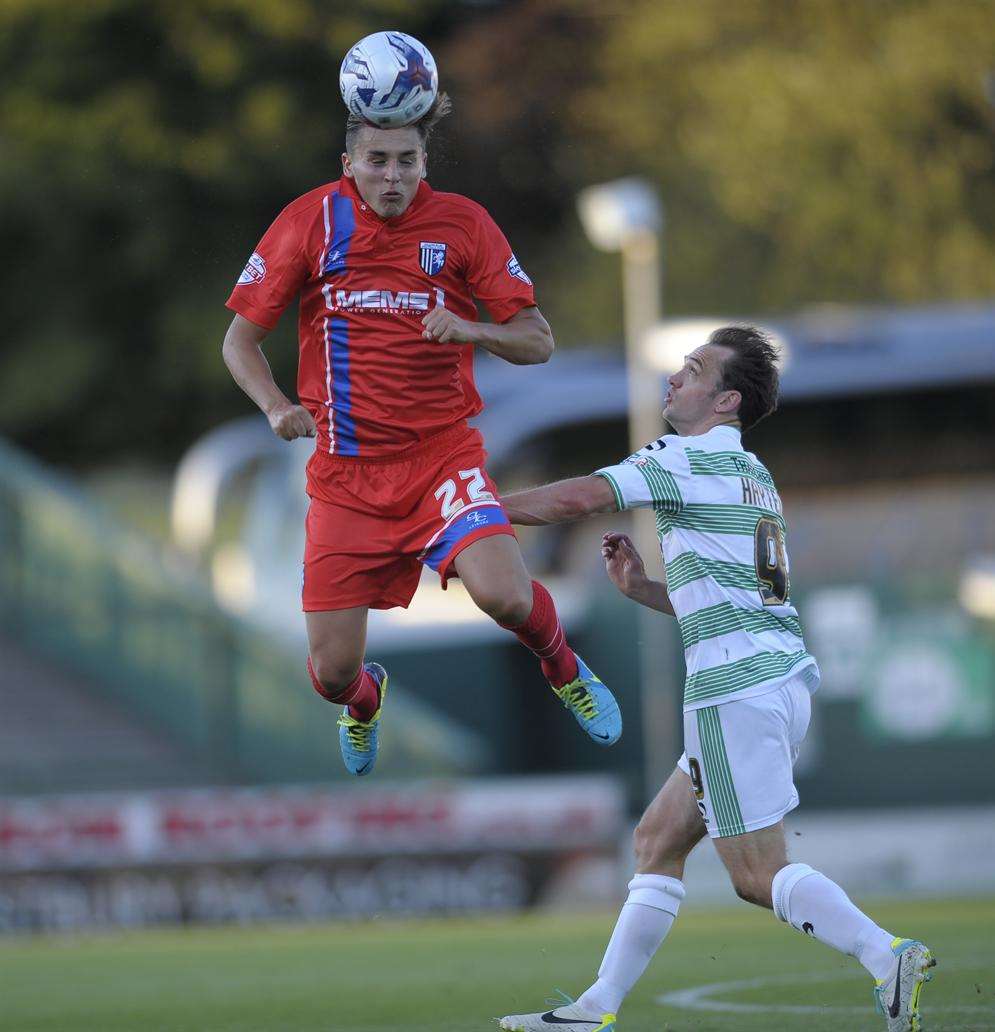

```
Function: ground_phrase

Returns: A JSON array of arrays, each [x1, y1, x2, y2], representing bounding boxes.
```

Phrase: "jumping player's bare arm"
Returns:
[[503, 477, 675, 615], [421, 305, 553, 365], [502, 475, 617, 525], [222, 313, 316, 441]]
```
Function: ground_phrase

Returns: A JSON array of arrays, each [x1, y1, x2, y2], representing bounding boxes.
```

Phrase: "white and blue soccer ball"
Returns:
[[339, 31, 439, 129]]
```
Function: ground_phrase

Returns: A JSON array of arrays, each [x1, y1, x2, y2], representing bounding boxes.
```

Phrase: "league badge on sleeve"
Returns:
[[419, 241, 447, 276], [506, 255, 532, 285], [237, 252, 266, 285]]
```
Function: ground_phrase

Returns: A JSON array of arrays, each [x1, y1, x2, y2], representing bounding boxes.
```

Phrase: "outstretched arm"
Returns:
[[421, 305, 554, 365], [502, 475, 618, 526], [601, 531, 675, 616]]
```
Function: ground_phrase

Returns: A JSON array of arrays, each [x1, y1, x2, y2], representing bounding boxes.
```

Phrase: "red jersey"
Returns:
[[226, 177, 535, 462]]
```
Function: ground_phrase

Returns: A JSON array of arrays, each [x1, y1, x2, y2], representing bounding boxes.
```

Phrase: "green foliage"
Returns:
[[2, 0, 994, 463], [569, 0, 995, 315], [0, 0, 445, 461]]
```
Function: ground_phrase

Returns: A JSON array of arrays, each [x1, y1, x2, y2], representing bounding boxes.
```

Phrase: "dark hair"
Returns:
[[708, 325, 781, 431], [345, 92, 452, 154]]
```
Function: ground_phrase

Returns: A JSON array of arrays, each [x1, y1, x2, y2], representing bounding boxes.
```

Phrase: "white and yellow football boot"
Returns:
[[498, 997, 616, 1032], [873, 938, 936, 1032]]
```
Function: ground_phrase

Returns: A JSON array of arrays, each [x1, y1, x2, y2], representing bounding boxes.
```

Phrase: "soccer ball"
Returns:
[[339, 31, 439, 129]]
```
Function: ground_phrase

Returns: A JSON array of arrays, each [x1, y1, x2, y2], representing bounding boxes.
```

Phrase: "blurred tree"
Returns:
[[441, 0, 995, 337], [0, 0, 450, 462], [601, 0, 995, 312], [2, 0, 994, 465]]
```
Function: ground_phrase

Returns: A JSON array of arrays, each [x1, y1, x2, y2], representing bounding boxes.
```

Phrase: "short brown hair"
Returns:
[[709, 325, 781, 431], [345, 92, 452, 154]]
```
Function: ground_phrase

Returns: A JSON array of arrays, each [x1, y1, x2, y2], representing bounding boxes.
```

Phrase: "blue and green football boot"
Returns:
[[336, 662, 388, 776], [551, 653, 621, 746]]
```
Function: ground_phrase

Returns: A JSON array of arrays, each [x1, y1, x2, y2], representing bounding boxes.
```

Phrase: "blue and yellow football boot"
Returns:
[[336, 662, 388, 776], [551, 653, 622, 746]]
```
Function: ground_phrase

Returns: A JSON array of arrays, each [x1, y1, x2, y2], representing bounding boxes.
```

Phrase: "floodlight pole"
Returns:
[[620, 231, 680, 801], [622, 231, 664, 459], [576, 177, 678, 804]]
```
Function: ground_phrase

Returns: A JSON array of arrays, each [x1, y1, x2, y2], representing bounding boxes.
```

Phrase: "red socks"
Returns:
[[503, 581, 579, 688], [308, 582, 576, 713], [307, 658, 379, 721]]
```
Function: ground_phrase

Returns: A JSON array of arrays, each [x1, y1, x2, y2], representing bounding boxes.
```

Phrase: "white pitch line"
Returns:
[[656, 966, 993, 1023]]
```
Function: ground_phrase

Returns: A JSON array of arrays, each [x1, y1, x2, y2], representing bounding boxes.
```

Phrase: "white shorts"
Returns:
[[678, 674, 812, 839]]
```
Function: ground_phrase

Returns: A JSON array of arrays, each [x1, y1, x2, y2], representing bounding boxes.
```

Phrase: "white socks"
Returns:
[[573, 863, 897, 1018], [576, 873, 685, 1016], [771, 863, 897, 981]]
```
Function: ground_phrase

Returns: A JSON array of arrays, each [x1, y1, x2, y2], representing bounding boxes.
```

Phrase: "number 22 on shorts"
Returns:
[[434, 467, 495, 519]]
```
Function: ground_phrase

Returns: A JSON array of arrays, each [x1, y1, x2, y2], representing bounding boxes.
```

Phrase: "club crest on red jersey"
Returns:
[[419, 241, 447, 276], [237, 251, 266, 285]]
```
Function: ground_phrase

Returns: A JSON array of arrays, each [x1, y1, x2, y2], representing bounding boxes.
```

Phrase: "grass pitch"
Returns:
[[1, 897, 992, 1032]]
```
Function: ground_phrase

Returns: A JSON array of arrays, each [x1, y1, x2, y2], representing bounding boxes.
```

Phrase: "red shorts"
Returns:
[[302, 422, 516, 612]]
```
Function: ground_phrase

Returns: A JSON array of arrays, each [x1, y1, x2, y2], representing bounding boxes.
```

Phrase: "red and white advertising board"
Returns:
[[0, 777, 624, 931]]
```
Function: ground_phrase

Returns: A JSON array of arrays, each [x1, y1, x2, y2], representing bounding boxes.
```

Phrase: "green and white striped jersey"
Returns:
[[595, 424, 820, 712]]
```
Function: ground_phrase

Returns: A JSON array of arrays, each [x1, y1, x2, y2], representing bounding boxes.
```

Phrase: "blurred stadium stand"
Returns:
[[2, 301, 994, 929], [0, 438, 489, 795], [4, 301, 994, 801], [157, 301, 995, 801], [170, 301, 995, 632], [0, 633, 217, 794]]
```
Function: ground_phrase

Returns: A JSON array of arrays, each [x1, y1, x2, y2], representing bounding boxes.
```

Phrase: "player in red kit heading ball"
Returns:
[[222, 94, 621, 775]]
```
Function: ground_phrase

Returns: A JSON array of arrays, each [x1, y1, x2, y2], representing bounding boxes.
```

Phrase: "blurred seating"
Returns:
[[0, 634, 218, 794], [0, 437, 490, 794]]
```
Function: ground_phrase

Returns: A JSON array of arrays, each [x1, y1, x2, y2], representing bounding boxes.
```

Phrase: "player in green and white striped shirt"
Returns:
[[594, 417, 817, 714], [497, 327, 933, 1032]]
